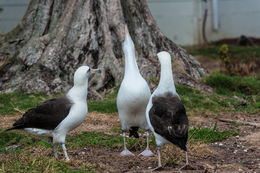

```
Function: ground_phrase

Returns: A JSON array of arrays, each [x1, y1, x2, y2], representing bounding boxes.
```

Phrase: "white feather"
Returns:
[[146, 51, 178, 147], [117, 31, 151, 130], [25, 66, 89, 144]]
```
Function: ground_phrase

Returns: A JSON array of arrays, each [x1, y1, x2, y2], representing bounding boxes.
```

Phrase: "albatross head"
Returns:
[[122, 26, 135, 56], [157, 51, 172, 65], [73, 66, 101, 86]]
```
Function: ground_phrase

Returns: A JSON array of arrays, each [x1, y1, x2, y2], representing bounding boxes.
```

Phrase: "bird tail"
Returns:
[[6, 117, 26, 131], [167, 124, 188, 151], [168, 124, 188, 138], [6, 125, 23, 131]]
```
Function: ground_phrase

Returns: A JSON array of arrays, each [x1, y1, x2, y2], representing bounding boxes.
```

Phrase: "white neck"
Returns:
[[124, 51, 140, 76], [123, 34, 141, 78], [66, 81, 88, 102], [157, 58, 177, 95]]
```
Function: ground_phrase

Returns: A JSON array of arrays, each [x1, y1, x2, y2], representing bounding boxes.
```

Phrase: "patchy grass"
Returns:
[[0, 156, 96, 173], [187, 44, 260, 59], [67, 131, 156, 152], [88, 101, 117, 114], [0, 89, 119, 116], [0, 92, 53, 116], [204, 72, 260, 95], [176, 85, 257, 113], [88, 88, 119, 114], [1, 126, 237, 154], [189, 126, 239, 143], [0, 130, 49, 153], [203, 73, 260, 113], [2, 82, 259, 116], [0, 125, 240, 172]]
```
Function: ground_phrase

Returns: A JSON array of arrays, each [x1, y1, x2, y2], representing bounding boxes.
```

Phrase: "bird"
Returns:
[[116, 27, 153, 156], [7, 66, 100, 161], [146, 51, 189, 170]]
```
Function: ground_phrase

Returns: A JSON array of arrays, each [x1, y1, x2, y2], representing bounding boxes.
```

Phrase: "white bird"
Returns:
[[146, 51, 189, 170], [116, 27, 153, 156], [7, 66, 100, 161]]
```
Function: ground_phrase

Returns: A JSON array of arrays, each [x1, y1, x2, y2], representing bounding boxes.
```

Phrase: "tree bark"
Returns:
[[0, 0, 207, 97]]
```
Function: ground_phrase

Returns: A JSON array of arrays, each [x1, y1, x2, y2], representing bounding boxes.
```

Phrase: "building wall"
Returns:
[[1, 0, 260, 46], [147, 0, 202, 45], [0, 0, 29, 33], [206, 0, 260, 41], [147, 0, 260, 45]]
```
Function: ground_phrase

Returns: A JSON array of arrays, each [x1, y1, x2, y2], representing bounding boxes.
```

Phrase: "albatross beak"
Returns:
[[90, 68, 101, 74], [124, 25, 130, 37]]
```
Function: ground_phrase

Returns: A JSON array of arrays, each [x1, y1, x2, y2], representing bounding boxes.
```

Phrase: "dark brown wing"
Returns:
[[8, 96, 72, 130], [149, 92, 188, 151]]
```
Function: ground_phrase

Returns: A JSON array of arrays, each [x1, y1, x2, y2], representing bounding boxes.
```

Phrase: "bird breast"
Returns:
[[56, 102, 87, 133], [117, 77, 150, 108]]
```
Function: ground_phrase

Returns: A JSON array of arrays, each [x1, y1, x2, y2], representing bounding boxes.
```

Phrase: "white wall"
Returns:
[[147, 0, 202, 45], [0, 0, 30, 33], [1, 0, 260, 45], [206, 0, 260, 41], [147, 0, 260, 45]]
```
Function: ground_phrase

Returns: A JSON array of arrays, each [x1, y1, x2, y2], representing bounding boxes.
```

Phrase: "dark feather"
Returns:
[[7, 96, 72, 131], [149, 92, 189, 151]]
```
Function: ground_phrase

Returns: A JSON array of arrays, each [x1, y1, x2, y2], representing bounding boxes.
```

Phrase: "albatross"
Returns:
[[146, 51, 189, 170], [7, 66, 100, 161], [116, 27, 153, 156]]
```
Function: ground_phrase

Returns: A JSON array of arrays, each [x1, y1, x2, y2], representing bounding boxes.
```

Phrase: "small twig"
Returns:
[[10, 102, 25, 114], [218, 118, 260, 128]]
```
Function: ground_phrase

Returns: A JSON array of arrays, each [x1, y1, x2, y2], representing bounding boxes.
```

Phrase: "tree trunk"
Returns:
[[0, 0, 207, 98]]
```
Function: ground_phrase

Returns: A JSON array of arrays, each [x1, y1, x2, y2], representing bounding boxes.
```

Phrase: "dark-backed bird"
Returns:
[[146, 51, 189, 170], [7, 66, 100, 160], [116, 27, 153, 156]]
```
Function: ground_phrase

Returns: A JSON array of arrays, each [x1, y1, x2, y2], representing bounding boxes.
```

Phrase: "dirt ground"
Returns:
[[2, 57, 260, 172], [2, 111, 260, 173], [194, 56, 224, 73]]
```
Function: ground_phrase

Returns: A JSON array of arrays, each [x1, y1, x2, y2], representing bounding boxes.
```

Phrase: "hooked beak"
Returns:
[[124, 25, 130, 38], [89, 68, 101, 81], [90, 68, 101, 74]]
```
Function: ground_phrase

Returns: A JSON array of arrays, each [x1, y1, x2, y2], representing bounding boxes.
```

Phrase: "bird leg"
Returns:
[[120, 131, 134, 156], [152, 146, 163, 171], [139, 131, 153, 157], [179, 151, 189, 170], [61, 143, 70, 161], [53, 143, 58, 159]]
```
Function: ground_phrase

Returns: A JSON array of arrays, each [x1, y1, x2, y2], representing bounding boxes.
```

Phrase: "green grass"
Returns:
[[88, 88, 119, 114], [67, 131, 156, 152], [0, 126, 238, 172], [204, 72, 260, 95], [0, 92, 53, 116], [189, 126, 239, 143], [187, 44, 260, 59], [1, 127, 237, 154], [0, 130, 50, 153], [1, 82, 259, 116], [177, 85, 252, 113], [0, 130, 153, 153], [88, 101, 117, 114], [0, 89, 119, 116], [0, 155, 96, 173]]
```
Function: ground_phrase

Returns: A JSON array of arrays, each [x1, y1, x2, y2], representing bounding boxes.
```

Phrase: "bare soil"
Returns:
[[2, 111, 260, 173], [194, 56, 224, 73]]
